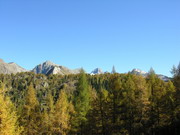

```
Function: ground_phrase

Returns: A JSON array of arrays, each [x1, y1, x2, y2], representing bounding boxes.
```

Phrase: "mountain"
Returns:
[[0, 58, 171, 81], [130, 68, 171, 81], [90, 68, 104, 75], [0, 59, 27, 74], [131, 68, 148, 76], [32, 61, 80, 75], [156, 74, 171, 82]]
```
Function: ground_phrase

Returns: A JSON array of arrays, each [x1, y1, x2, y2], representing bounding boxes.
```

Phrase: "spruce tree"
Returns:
[[111, 66, 116, 74], [171, 62, 180, 77], [73, 69, 90, 134]]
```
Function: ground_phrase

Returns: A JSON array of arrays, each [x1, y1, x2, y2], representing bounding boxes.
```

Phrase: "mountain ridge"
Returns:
[[0, 59, 27, 74], [0, 58, 171, 81]]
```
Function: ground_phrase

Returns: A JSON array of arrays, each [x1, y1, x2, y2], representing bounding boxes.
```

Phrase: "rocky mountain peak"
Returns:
[[32, 61, 80, 75], [91, 68, 104, 75], [131, 68, 147, 75], [43, 60, 58, 66]]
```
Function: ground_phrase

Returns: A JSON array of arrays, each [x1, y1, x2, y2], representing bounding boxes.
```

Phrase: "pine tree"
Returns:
[[0, 83, 22, 135]]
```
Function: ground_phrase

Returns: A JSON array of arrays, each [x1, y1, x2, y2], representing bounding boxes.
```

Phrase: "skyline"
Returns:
[[0, 58, 177, 77], [0, 0, 180, 76]]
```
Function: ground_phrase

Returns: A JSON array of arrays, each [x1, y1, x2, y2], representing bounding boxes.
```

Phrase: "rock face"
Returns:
[[32, 61, 80, 75], [90, 68, 104, 75], [0, 59, 27, 74]]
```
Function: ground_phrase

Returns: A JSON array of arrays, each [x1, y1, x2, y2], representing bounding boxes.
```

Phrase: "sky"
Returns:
[[0, 0, 179, 76]]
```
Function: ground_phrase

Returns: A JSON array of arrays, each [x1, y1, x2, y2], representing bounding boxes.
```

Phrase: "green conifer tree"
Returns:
[[73, 69, 91, 134]]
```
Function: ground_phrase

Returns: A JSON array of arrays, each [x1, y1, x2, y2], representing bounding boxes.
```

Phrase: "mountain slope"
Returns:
[[0, 59, 27, 74]]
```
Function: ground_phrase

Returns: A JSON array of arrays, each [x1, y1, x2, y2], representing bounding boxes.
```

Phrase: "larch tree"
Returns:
[[40, 91, 54, 135], [20, 83, 41, 135], [108, 74, 122, 133], [0, 83, 22, 135], [52, 86, 71, 135], [147, 68, 167, 134]]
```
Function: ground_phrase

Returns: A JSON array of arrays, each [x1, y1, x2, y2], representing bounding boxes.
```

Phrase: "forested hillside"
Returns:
[[0, 67, 180, 135]]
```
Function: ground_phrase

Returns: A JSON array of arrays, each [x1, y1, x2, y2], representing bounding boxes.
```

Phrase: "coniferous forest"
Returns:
[[0, 64, 180, 135]]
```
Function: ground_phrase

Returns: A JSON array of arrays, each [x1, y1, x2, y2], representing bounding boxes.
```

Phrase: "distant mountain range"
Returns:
[[0, 59, 171, 81]]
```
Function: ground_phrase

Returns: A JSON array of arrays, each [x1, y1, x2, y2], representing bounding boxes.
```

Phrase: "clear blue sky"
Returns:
[[0, 0, 179, 76]]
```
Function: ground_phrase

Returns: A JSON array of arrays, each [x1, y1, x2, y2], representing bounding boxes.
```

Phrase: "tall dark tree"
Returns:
[[171, 62, 180, 134], [111, 66, 116, 74], [171, 62, 180, 77], [72, 69, 91, 134]]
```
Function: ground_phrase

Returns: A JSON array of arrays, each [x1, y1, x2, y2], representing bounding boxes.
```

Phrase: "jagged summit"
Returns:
[[43, 60, 58, 66], [90, 68, 104, 75]]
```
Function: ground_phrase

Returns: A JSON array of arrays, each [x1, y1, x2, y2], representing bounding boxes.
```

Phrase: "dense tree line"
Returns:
[[0, 65, 180, 135]]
